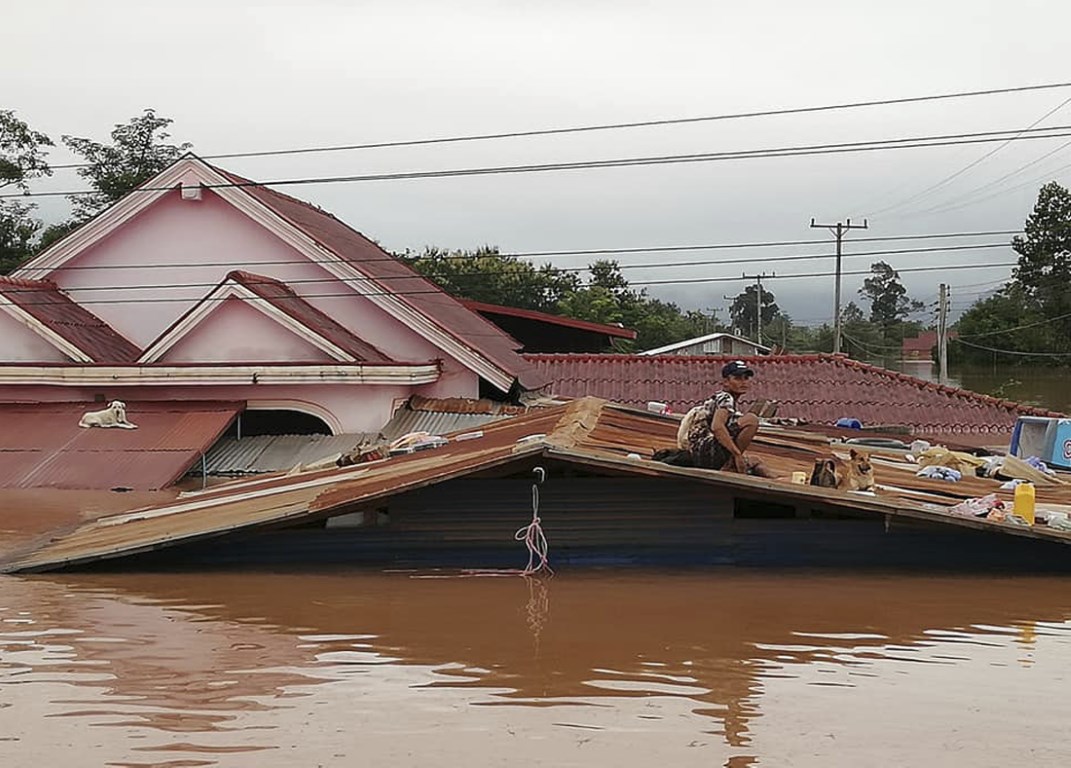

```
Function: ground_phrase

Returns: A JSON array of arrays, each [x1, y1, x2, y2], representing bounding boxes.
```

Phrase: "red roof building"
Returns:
[[524, 353, 1063, 443], [460, 299, 637, 353]]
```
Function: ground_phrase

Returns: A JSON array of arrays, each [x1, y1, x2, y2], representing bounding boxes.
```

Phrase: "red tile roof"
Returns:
[[228, 271, 391, 362], [0, 401, 242, 490], [0, 277, 141, 363], [523, 353, 1064, 441], [214, 168, 547, 391], [460, 299, 638, 339]]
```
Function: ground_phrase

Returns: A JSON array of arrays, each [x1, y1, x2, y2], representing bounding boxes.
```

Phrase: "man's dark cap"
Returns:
[[721, 360, 755, 379]]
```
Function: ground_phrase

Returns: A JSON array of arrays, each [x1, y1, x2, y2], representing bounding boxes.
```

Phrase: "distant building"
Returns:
[[460, 299, 637, 353], [639, 332, 771, 357], [901, 330, 956, 362]]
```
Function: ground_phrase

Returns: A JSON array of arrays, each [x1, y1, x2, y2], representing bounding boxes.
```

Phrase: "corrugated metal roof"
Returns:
[[0, 277, 141, 363], [8, 397, 1071, 573], [200, 433, 378, 476], [379, 409, 511, 442], [0, 401, 241, 490]]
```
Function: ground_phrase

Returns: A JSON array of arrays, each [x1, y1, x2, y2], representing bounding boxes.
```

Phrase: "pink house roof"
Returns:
[[215, 168, 547, 391], [227, 271, 391, 362], [523, 353, 1064, 441], [0, 277, 140, 363]]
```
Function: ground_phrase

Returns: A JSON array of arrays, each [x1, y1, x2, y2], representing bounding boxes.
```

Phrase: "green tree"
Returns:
[[1011, 181, 1071, 340], [727, 284, 781, 342], [951, 283, 1056, 364], [404, 250, 724, 351], [560, 261, 722, 350], [401, 246, 580, 312], [859, 261, 925, 345], [0, 110, 53, 273], [1, 110, 52, 188], [0, 201, 43, 274], [63, 109, 191, 222]]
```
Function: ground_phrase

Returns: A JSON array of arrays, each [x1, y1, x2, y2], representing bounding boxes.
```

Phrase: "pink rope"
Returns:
[[515, 467, 553, 576]]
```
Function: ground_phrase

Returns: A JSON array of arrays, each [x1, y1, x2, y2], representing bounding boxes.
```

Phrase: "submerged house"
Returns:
[[1, 155, 546, 437], [639, 332, 771, 357]]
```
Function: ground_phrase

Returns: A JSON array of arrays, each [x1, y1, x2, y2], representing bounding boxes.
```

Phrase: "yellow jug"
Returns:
[[1014, 482, 1036, 526]]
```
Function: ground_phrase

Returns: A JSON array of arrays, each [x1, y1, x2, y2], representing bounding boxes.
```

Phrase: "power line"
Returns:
[[44, 81, 1071, 171], [14, 241, 1012, 281], [4, 260, 1018, 309], [907, 138, 1071, 217], [865, 94, 1071, 217], [22, 229, 1018, 273], [10, 125, 1071, 200], [957, 310, 1071, 339], [952, 337, 1071, 357], [842, 332, 908, 355]]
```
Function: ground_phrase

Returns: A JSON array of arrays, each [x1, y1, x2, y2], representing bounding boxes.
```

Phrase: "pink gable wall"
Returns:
[[0, 310, 71, 363], [48, 189, 465, 374], [159, 297, 337, 364]]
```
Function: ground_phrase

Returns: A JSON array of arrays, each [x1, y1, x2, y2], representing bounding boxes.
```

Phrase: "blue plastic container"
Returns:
[[1009, 416, 1071, 471]]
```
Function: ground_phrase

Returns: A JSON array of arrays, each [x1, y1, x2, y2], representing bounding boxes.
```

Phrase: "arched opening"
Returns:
[[225, 409, 332, 438]]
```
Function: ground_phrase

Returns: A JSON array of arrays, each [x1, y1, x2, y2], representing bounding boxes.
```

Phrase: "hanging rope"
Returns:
[[515, 466, 553, 576]]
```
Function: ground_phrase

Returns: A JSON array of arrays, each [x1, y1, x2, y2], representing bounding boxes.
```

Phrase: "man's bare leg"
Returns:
[[735, 413, 760, 452]]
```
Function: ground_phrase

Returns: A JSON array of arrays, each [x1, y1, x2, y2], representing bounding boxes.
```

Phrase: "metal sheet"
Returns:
[[7, 398, 1071, 574], [0, 401, 242, 490], [201, 433, 378, 476], [379, 409, 511, 441]]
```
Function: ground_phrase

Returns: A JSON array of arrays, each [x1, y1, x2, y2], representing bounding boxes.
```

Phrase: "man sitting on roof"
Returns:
[[682, 361, 774, 477]]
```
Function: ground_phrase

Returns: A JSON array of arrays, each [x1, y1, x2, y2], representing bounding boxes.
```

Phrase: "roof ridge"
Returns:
[[211, 166, 346, 221], [227, 269, 297, 295], [0, 276, 60, 290]]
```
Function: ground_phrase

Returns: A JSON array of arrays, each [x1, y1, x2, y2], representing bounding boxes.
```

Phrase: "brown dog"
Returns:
[[809, 449, 875, 491]]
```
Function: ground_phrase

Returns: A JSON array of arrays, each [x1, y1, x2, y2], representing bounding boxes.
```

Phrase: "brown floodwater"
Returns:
[[1, 568, 1070, 767]]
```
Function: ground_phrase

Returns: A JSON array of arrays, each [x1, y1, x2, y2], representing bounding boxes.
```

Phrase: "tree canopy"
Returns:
[[401, 251, 721, 351], [63, 109, 192, 223], [728, 284, 781, 342], [953, 182, 1071, 364], [0, 110, 53, 274]]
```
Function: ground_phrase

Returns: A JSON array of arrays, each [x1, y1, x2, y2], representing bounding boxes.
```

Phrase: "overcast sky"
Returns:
[[6, 0, 1071, 325]]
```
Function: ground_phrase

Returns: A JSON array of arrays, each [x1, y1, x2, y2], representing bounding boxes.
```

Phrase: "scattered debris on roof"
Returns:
[[5, 397, 1071, 574]]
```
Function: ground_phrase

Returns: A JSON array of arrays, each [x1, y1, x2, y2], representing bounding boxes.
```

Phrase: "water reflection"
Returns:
[[892, 361, 1070, 413], [2, 570, 1070, 767]]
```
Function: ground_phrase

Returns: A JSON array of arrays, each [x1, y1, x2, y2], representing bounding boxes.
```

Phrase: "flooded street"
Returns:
[[2, 569, 1069, 767]]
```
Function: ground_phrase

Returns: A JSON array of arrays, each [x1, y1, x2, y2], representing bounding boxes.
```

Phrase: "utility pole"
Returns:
[[937, 283, 949, 385], [742, 272, 773, 345], [810, 217, 869, 354]]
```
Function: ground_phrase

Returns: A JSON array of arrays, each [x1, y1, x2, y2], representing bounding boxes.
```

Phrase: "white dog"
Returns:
[[79, 400, 138, 429]]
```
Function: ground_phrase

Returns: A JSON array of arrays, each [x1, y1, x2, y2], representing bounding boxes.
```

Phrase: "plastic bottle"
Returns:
[[1014, 482, 1036, 526]]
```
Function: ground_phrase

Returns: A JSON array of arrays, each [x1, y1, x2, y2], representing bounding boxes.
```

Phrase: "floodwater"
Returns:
[[1, 569, 1070, 767], [896, 362, 1070, 413]]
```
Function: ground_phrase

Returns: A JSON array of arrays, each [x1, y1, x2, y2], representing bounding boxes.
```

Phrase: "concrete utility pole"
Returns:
[[742, 272, 773, 345], [937, 283, 949, 385], [810, 218, 869, 354]]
